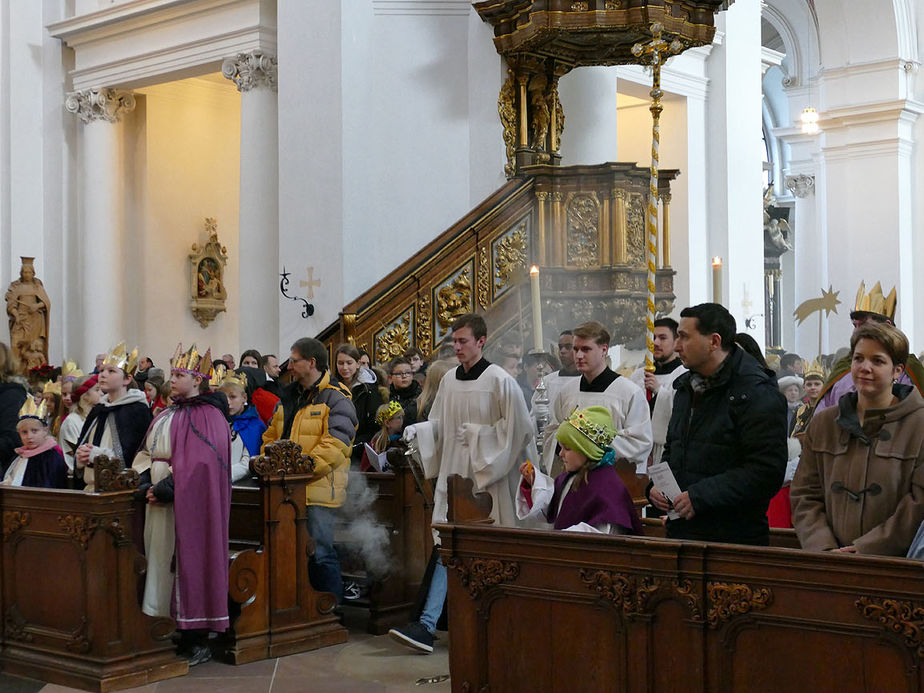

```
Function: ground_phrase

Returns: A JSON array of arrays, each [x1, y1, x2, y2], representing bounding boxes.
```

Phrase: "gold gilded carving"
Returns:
[[251, 439, 315, 478], [342, 312, 358, 345], [571, 2, 589, 11], [605, 0, 623, 8], [374, 309, 414, 364], [498, 69, 518, 179], [566, 193, 601, 268], [493, 223, 528, 297], [528, 74, 550, 157], [626, 193, 646, 266], [477, 246, 490, 310], [189, 217, 229, 328], [417, 294, 432, 355], [446, 557, 519, 599], [436, 267, 474, 332], [706, 582, 772, 628], [856, 596, 924, 656], [94, 454, 139, 492], [57, 514, 100, 550], [3, 511, 30, 538]]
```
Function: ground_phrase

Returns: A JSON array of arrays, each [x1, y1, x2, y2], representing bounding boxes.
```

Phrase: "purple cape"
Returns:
[[166, 397, 232, 631], [549, 466, 642, 534]]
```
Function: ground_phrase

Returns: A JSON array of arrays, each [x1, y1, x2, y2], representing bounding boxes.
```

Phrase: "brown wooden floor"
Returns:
[[2, 610, 450, 693]]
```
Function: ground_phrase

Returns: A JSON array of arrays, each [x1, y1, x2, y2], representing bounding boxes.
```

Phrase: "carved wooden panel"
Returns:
[[492, 218, 530, 301], [373, 306, 415, 366], [565, 192, 600, 268], [432, 261, 474, 346]]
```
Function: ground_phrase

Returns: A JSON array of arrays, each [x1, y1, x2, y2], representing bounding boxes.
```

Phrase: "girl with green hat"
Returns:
[[518, 406, 642, 534]]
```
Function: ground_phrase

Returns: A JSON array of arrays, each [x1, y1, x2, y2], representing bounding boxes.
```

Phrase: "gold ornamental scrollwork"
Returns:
[[626, 193, 646, 267], [706, 581, 772, 629], [374, 308, 414, 365], [477, 246, 490, 310], [493, 223, 529, 298], [3, 510, 31, 538], [57, 514, 100, 551], [498, 69, 517, 179], [446, 556, 519, 599], [856, 596, 924, 657], [251, 439, 315, 478], [416, 294, 432, 356], [566, 193, 601, 268], [434, 262, 475, 344]]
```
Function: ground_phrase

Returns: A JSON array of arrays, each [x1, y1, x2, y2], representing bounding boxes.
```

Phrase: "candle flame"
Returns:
[[529, 265, 539, 276], [711, 256, 723, 268]]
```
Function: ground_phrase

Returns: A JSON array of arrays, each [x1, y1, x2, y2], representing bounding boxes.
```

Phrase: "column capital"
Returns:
[[785, 173, 815, 198], [65, 89, 136, 124], [222, 51, 278, 93]]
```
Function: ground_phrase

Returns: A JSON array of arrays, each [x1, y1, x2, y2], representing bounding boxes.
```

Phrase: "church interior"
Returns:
[[1, 0, 924, 691]]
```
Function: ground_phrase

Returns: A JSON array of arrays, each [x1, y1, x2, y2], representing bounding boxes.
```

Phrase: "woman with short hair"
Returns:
[[791, 322, 924, 555]]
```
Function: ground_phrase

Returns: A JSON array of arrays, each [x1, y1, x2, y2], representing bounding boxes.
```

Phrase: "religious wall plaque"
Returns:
[[189, 218, 228, 328]]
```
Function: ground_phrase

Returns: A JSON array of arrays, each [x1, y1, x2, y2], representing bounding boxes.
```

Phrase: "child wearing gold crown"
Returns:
[[361, 401, 405, 472], [2, 398, 67, 488], [517, 406, 641, 534], [217, 368, 266, 482]]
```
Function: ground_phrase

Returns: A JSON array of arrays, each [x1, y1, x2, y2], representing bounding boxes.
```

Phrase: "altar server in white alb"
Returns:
[[542, 321, 652, 475], [389, 312, 537, 654]]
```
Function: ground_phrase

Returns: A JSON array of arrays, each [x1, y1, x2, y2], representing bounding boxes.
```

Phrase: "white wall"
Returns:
[[131, 77, 241, 367]]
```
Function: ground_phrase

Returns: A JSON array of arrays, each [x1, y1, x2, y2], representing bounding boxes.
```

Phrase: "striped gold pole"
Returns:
[[632, 24, 682, 373]]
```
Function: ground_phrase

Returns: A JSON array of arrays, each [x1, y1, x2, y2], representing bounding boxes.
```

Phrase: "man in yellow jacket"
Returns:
[[263, 337, 357, 602]]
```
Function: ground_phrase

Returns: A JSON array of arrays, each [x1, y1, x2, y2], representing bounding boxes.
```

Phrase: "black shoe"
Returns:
[[343, 581, 362, 600], [183, 643, 212, 667], [388, 622, 434, 653]]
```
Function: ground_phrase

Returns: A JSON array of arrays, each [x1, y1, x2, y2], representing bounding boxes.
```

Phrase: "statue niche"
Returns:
[[189, 218, 228, 328], [5, 257, 50, 372]]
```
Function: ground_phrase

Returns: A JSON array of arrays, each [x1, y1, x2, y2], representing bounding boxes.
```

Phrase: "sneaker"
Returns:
[[388, 622, 434, 653], [183, 643, 212, 667], [343, 581, 362, 600]]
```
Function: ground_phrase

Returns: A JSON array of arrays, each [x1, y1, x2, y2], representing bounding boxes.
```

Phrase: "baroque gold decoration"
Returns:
[[57, 514, 100, 550], [566, 193, 601, 268], [571, 2, 589, 12], [856, 596, 924, 657], [446, 557, 519, 599], [189, 217, 228, 328], [434, 262, 475, 344], [3, 511, 31, 538], [550, 77, 564, 154], [626, 193, 646, 266], [498, 69, 518, 178], [375, 308, 414, 365], [528, 73, 550, 156], [416, 295, 432, 356], [478, 246, 490, 310], [706, 581, 772, 628], [94, 454, 140, 492], [251, 439, 316, 478], [493, 222, 529, 298]]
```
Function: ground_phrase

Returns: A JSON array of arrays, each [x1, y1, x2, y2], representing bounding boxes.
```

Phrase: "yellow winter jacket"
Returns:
[[262, 371, 357, 507]]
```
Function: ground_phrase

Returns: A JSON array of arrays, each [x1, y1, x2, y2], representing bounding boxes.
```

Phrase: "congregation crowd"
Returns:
[[0, 282, 922, 661]]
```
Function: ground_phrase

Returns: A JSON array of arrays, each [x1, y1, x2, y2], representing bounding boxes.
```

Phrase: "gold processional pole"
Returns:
[[632, 24, 682, 373]]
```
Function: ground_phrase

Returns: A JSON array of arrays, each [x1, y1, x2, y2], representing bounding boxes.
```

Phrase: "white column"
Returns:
[[65, 88, 134, 366], [222, 51, 279, 356]]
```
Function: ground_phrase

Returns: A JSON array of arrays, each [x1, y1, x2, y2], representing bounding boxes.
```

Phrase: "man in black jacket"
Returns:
[[647, 303, 787, 545]]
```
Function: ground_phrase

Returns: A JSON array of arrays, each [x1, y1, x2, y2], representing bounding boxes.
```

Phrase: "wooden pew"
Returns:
[[440, 475, 924, 693], [224, 440, 348, 664], [338, 453, 434, 634], [0, 458, 187, 691]]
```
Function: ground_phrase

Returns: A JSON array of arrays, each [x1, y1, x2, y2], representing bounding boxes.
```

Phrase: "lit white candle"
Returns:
[[530, 265, 543, 352], [712, 256, 723, 304]]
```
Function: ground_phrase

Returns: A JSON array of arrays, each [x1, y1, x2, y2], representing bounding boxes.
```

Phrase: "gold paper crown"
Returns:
[[376, 400, 404, 426], [102, 342, 140, 376], [42, 381, 61, 396], [18, 398, 48, 422], [565, 407, 616, 449], [61, 360, 84, 380], [218, 371, 248, 392], [853, 281, 896, 321], [170, 343, 213, 377], [803, 359, 826, 381], [208, 362, 228, 388]]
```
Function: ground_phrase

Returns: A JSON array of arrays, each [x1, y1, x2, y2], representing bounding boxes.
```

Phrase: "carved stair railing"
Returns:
[[318, 162, 679, 359]]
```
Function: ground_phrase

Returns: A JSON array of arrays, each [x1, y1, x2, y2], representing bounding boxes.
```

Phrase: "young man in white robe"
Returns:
[[541, 321, 653, 476], [389, 312, 537, 653], [628, 317, 687, 466]]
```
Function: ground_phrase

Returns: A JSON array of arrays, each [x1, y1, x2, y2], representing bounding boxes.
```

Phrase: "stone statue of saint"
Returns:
[[5, 257, 50, 372]]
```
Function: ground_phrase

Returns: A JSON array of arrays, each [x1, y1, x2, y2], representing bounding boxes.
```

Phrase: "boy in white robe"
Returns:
[[388, 312, 537, 653]]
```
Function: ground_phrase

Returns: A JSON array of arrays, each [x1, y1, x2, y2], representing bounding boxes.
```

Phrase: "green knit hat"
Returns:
[[555, 406, 617, 462]]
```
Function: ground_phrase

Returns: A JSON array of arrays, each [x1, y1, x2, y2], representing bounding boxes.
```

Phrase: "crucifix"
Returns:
[[300, 267, 321, 300]]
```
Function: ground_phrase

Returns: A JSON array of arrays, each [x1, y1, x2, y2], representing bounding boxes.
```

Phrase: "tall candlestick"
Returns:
[[712, 256, 723, 304], [530, 265, 543, 352]]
